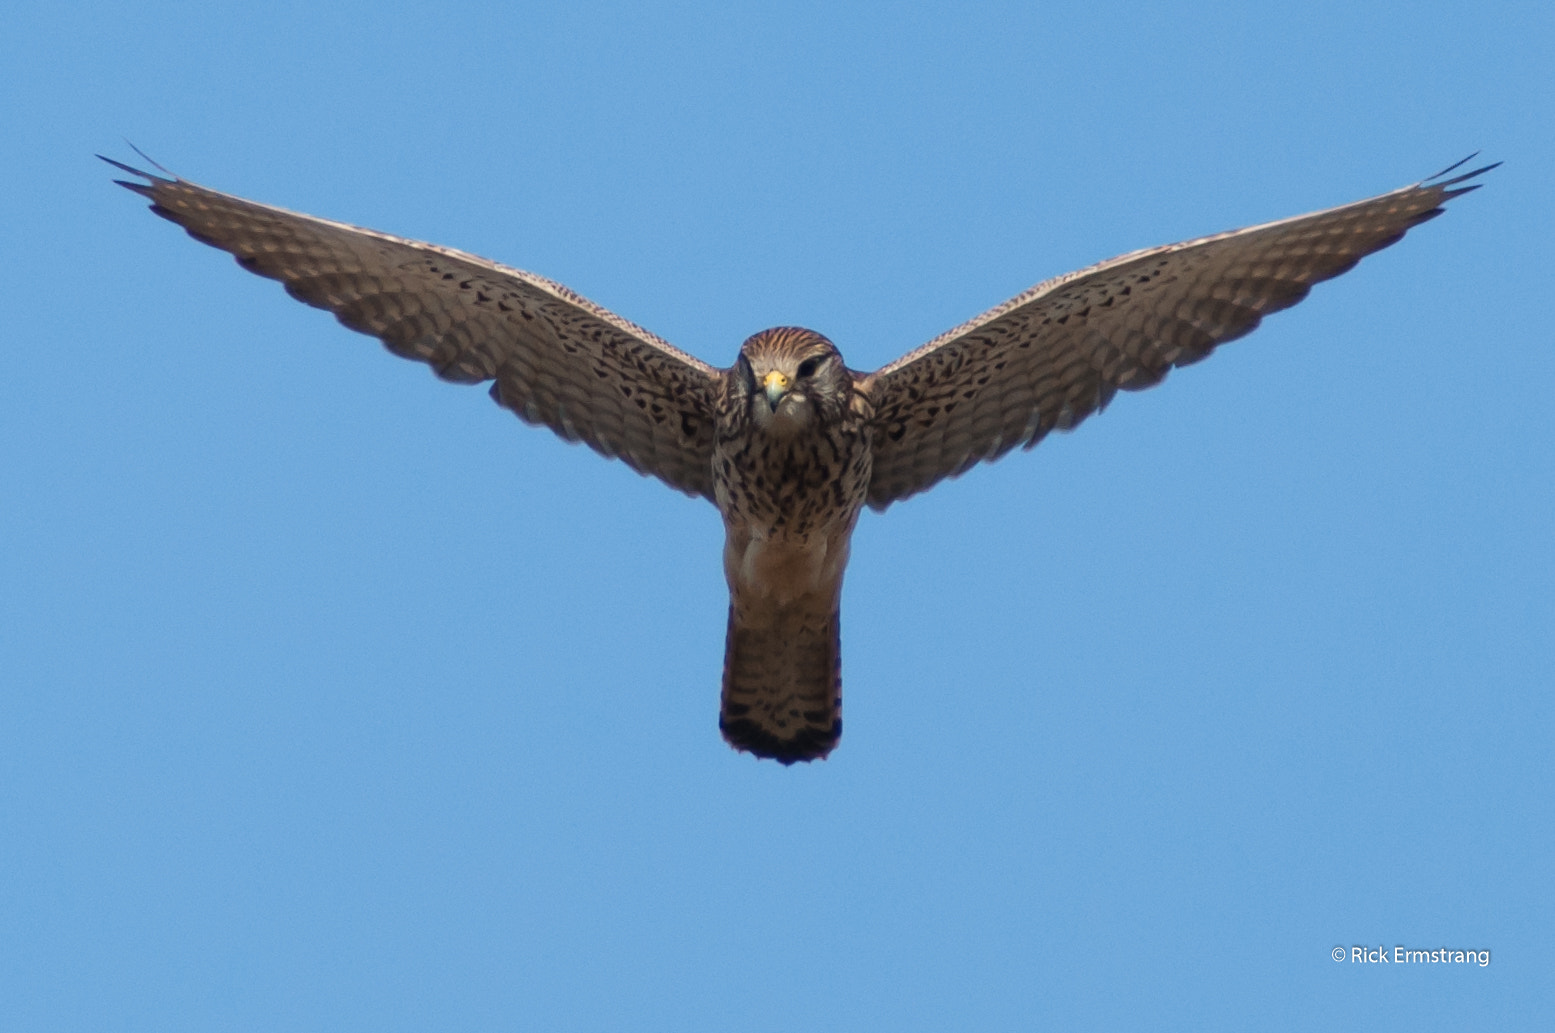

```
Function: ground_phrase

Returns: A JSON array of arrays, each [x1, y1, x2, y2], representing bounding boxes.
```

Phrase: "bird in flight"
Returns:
[[106, 153, 1494, 764]]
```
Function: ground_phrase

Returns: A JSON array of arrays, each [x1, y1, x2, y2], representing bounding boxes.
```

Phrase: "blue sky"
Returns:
[[2, 1, 1550, 1029]]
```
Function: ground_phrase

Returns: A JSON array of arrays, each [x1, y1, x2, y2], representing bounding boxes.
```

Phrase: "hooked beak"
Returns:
[[763, 370, 791, 408]]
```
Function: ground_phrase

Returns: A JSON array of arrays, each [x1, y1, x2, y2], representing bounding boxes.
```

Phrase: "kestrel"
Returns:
[[106, 154, 1494, 763]]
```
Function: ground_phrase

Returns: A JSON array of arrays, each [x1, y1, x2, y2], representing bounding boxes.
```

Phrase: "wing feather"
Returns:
[[862, 159, 1496, 508], [106, 158, 722, 500]]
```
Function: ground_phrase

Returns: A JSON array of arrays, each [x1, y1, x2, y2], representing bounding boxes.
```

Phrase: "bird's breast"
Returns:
[[712, 422, 872, 537], [712, 420, 873, 607]]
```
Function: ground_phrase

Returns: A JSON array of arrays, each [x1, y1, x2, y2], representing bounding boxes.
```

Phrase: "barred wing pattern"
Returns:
[[862, 159, 1497, 509], [106, 159, 723, 500]]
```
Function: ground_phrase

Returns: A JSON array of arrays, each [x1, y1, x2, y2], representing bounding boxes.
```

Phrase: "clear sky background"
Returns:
[[2, 2, 1550, 1029]]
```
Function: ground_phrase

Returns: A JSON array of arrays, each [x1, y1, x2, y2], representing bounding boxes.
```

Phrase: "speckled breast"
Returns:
[[713, 422, 873, 541]]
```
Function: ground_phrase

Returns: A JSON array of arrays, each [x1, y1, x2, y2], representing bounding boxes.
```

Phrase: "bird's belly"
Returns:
[[717, 460, 867, 609], [713, 417, 872, 609], [725, 531, 851, 611]]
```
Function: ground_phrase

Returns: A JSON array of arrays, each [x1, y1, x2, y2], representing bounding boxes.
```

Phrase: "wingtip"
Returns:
[[1422, 154, 1500, 192], [124, 140, 175, 176], [111, 177, 156, 199], [1424, 152, 1479, 181], [99, 144, 178, 190], [98, 153, 150, 177]]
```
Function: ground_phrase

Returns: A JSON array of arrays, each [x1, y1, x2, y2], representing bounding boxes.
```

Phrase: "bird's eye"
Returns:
[[797, 357, 819, 378]]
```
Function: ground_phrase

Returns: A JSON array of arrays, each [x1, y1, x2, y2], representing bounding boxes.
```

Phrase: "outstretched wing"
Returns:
[[861, 158, 1497, 509], [106, 157, 723, 500]]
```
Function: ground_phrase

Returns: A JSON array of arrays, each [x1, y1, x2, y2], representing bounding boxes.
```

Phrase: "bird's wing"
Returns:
[[860, 158, 1496, 509], [106, 157, 723, 500]]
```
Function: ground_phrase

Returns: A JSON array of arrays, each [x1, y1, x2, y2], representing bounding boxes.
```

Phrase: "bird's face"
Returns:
[[736, 327, 849, 435]]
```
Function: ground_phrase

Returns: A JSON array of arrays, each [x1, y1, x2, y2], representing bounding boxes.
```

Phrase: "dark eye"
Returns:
[[797, 357, 819, 378]]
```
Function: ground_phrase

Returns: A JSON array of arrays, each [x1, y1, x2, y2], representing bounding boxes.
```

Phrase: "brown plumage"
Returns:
[[105, 153, 1495, 763], [713, 329, 873, 761]]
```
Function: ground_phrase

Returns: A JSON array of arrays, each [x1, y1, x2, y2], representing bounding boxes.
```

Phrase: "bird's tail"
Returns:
[[719, 599, 842, 764]]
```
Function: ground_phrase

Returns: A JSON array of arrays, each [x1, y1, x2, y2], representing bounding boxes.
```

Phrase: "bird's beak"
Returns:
[[763, 370, 791, 408]]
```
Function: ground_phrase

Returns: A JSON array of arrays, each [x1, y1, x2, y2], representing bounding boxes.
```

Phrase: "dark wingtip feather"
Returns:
[[1422, 156, 1500, 192], [1440, 162, 1501, 187], [124, 140, 176, 176], [99, 152, 174, 201], [1424, 152, 1479, 181], [99, 155, 158, 193], [1413, 157, 1497, 212], [100, 146, 183, 197], [98, 153, 148, 177], [111, 178, 155, 198]]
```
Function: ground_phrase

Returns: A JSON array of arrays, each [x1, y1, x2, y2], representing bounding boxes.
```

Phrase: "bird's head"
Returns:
[[734, 327, 850, 434]]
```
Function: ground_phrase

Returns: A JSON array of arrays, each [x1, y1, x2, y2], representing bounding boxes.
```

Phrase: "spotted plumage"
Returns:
[[712, 329, 873, 760], [106, 153, 1494, 763]]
